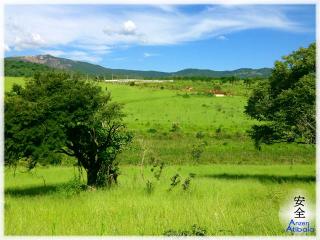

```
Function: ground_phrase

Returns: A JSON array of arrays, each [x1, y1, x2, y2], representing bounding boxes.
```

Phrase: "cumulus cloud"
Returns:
[[123, 20, 137, 34], [13, 33, 45, 50], [4, 4, 307, 58]]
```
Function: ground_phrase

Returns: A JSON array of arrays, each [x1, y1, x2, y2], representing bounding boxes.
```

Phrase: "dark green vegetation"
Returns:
[[5, 58, 53, 77], [4, 43, 315, 235], [5, 54, 272, 79], [245, 43, 315, 147], [5, 73, 132, 187]]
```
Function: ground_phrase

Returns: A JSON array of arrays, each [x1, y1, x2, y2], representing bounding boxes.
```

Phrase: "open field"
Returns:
[[5, 165, 315, 235], [5, 77, 315, 165], [4, 77, 316, 235]]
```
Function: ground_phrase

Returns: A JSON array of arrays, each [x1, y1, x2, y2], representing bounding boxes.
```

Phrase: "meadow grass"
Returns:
[[4, 77, 316, 235], [4, 76, 26, 90], [6, 78, 314, 165], [5, 165, 315, 235]]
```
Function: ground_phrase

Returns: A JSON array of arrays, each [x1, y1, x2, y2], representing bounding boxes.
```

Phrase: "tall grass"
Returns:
[[5, 165, 315, 235]]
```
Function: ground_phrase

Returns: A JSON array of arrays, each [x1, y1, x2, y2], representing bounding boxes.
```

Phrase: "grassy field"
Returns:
[[4, 77, 316, 235], [5, 165, 315, 235]]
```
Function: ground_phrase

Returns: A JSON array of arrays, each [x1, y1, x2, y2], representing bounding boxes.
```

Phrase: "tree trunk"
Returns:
[[87, 168, 98, 186]]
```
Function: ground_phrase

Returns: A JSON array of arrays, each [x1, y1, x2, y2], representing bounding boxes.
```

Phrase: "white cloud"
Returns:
[[156, 5, 178, 13], [123, 20, 137, 34], [66, 51, 102, 63], [4, 5, 306, 56], [4, 44, 10, 51], [143, 52, 159, 58], [41, 49, 65, 57], [216, 35, 227, 40], [41, 49, 101, 63]]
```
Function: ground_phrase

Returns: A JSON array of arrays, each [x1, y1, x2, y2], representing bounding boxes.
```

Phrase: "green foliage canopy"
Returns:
[[5, 72, 132, 186], [245, 43, 315, 148]]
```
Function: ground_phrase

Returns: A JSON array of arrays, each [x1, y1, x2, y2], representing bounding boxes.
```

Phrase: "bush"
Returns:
[[168, 173, 181, 191], [163, 224, 207, 236], [58, 176, 86, 196], [195, 131, 205, 139], [191, 142, 206, 162], [147, 128, 157, 134], [170, 122, 181, 132]]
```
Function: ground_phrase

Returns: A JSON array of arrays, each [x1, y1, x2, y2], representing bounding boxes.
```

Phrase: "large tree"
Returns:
[[5, 72, 132, 186], [245, 43, 315, 148]]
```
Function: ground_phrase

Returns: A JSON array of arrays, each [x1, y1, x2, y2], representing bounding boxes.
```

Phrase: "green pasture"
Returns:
[[5, 77, 315, 165], [5, 165, 315, 235], [4, 77, 316, 235]]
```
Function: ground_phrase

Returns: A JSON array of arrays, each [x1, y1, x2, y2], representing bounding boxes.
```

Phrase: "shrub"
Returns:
[[58, 176, 86, 196], [170, 122, 181, 132], [168, 173, 181, 191], [191, 142, 206, 162], [147, 128, 157, 134], [182, 173, 196, 191], [163, 224, 207, 236], [196, 131, 205, 139]]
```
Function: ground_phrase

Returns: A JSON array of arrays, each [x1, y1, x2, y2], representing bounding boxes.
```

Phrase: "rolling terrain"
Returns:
[[5, 55, 272, 79], [4, 75, 315, 235]]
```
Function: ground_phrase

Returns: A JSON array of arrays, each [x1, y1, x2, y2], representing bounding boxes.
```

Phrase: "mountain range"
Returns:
[[5, 55, 272, 79]]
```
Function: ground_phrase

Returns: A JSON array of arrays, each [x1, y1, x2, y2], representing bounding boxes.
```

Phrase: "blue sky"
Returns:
[[5, 4, 315, 72]]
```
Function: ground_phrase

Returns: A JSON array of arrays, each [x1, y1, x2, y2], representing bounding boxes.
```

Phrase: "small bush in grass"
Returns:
[[182, 177, 191, 190], [129, 81, 135, 86], [201, 103, 209, 108], [216, 126, 222, 134], [215, 104, 223, 112], [163, 224, 207, 236], [196, 131, 205, 139], [170, 122, 181, 132], [182, 173, 196, 191], [147, 128, 157, 134], [145, 180, 154, 194], [168, 173, 181, 191], [191, 142, 206, 162], [151, 162, 164, 180], [58, 176, 86, 196], [144, 157, 164, 194]]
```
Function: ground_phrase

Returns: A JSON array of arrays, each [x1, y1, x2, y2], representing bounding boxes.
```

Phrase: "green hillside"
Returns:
[[5, 55, 272, 79], [4, 59, 53, 77]]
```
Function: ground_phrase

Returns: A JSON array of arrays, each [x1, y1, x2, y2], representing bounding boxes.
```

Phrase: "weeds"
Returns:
[[145, 180, 154, 194], [191, 142, 206, 162], [196, 131, 205, 139], [168, 173, 181, 191], [144, 157, 165, 194], [170, 122, 181, 132], [182, 173, 195, 191], [58, 176, 86, 196], [163, 224, 207, 236]]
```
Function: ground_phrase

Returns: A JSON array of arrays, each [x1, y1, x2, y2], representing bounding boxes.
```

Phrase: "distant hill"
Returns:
[[5, 58, 53, 77], [174, 68, 272, 78], [5, 55, 272, 79]]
